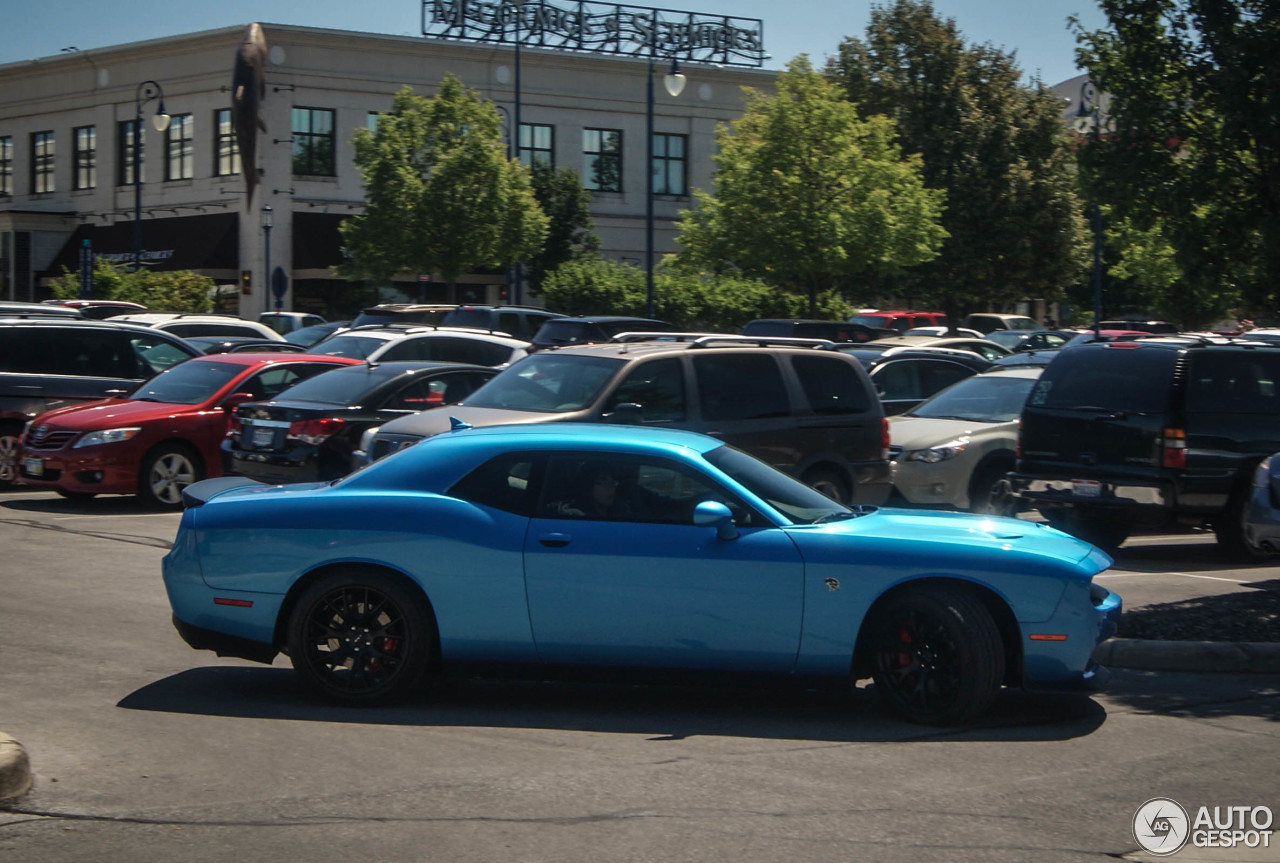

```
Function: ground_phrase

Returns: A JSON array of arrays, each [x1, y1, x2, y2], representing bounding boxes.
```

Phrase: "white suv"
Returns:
[[308, 325, 530, 367], [105, 313, 285, 341]]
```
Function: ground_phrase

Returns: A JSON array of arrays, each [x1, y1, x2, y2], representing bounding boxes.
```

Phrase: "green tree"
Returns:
[[338, 77, 549, 292], [826, 0, 1087, 325], [48, 260, 214, 312], [1073, 0, 1280, 326], [673, 56, 947, 316], [524, 162, 600, 296]]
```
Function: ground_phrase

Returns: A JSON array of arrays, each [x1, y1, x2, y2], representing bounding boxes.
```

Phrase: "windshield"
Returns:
[[308, 334, 383, 359], [263, 364, 385, 405], [129, 359, 243, 405], [704, 445, 858, 525], [906, 373, 1039, 422], [465, 354, 624, 412]]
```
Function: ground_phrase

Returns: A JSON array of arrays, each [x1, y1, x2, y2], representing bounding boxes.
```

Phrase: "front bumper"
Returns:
[[1021, 578, 1122, 693]]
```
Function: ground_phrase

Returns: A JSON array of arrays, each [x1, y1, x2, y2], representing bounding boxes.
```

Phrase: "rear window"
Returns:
[[1184, 352, 1280, 415], [1027, 346, 1175, 413], [264, 364, 391, 405]]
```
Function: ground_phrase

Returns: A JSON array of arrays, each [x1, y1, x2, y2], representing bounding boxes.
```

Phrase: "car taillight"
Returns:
[[1162, 427, 1186, 468], [881, 416, 891, 461], [227, 415, 242, 435], [288, 417, 344, 445]]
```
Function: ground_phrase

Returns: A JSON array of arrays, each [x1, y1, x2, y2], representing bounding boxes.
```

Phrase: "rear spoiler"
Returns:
[[180, 476, 265, 509]]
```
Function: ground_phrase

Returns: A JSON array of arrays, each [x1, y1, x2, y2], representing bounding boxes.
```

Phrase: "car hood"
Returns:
[[378, 404, 565, 438], [792, 508, 1110, 573], [31, 398, 197, 430], [888, 416, 1012, 449]]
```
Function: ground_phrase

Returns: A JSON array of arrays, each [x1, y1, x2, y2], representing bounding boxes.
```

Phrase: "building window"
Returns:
[[367, 112, 382, 132], [653, 133, 686, 196], [583, 128, 621, 192], [30, 131, 54, 194], [214, 109, 241, 177], [117, 120, 139, 186], [72, 126, 96, 191], [518, 123, 553, 166], [165, 114, 194, 181], [292, 107, 336, 176], [0, 137, 12, 196]]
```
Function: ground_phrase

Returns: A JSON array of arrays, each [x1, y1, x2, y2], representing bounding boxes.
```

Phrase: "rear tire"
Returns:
[[968, 462, 1018, 516], [870, 586, 1004, 725], [1214, 483, 1272, 562], [287, 570, 434, 705], [0, 422, 21, 490], [803, 468, 850, 505]]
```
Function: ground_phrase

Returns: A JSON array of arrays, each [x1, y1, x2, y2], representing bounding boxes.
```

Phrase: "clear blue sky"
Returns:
[[0, 0, 1107, 87]]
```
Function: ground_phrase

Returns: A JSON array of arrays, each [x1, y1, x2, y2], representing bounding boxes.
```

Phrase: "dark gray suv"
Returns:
[[359, 334, 891, 505], [0, 318, 200, 488]]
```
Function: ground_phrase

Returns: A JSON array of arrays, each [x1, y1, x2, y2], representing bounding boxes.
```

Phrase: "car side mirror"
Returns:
[[221, 392, 257, 410], [606, 402, 645, 424], [693, 500, 738, 541]]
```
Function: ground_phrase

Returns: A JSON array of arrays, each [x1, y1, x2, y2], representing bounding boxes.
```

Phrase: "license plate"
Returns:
[[252, 428, 274, 448], [1072, 479, 1101, 498], [24, 457, 43, 477]]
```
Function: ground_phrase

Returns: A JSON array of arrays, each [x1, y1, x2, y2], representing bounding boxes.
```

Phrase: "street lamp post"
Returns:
[[133, 80, 170, 272], [261, 205, 273, 312], [645, 56, 686, 319], [1075, 80, 1104, 339]]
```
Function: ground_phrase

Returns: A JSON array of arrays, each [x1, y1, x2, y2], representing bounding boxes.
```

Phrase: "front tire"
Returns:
[[870, 587, 1004, 725], [137, 443, 203, 510], [287, 570, 434, 705], [0, 422, 22, 490]]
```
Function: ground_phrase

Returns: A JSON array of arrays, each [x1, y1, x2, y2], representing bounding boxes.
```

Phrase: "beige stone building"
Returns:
[[0, 21, 773, 317]]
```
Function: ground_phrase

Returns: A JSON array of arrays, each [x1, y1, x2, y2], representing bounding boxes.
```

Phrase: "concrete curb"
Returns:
[[0, 731, 32, 804], [1094, 638, 1280, 673]]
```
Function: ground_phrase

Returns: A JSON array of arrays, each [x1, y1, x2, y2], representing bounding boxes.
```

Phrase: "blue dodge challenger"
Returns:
[[163, 423, 1121, 725]]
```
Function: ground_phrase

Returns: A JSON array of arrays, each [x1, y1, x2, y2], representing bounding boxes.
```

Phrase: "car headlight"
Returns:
[[904, 437, 970, 463], [74, 427, 142, 448]]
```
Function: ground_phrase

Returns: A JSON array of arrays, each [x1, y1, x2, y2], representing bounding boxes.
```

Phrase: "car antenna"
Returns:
[[449, 416, 473, 432]]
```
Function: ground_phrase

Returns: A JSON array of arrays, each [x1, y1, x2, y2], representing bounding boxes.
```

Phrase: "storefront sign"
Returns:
[[423, 0, 765, 66]]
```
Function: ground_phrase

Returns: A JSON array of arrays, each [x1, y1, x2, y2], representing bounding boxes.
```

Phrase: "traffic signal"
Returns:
[[240, 270, 252, 294]]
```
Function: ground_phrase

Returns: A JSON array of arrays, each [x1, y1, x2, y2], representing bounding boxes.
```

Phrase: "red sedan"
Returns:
[[17, 353, 360, 508]]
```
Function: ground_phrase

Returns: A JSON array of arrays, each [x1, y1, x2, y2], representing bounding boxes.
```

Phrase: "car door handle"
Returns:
[[538, 533, 572, 548]]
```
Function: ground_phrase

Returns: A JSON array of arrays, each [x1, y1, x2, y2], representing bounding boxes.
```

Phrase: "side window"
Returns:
[[693, 354, 788, 421], [496, 313, 521, 337], [381, 339, 433, 362], [606, 358, 685, 421], [246, 364, 333, 400], [1186, 353, 1280, 414], [52, 330, 140, 380], [448, 452, 539, 516], [537, 452, 754, 525], [0, 328, 48, 373], [917, 362, 976, 398], [133, 335, 193, 374], [791, 355, 871, 415], [432, 337, 510, 367], [873, 361, 921, 399]]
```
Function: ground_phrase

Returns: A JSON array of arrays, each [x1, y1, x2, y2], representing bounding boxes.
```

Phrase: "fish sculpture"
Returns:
[[231, 23, 267, 208]]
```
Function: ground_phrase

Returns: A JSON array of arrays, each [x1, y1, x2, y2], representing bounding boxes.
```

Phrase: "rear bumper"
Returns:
[[1011, 474, 1172, 507], [171, 614, 278, 665]]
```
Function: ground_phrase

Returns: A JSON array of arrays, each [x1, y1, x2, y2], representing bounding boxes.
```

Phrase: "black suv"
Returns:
[[360, 334, 891, 505], [440, 304, 567, 341], [0, 318, 201, 488], [530, 315, 675, 350], [1010, 337, 1280, 556]]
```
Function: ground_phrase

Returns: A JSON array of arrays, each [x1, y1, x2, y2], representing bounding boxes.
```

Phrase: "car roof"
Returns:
[[191, 352, 362, 368], [0, 316, 194, 338], [320, 325, 530, 346], [533, 333, 856, 358], [972, 365, 1045, 379], [1, 300, 85, 318], [424, 421, 724, 453]]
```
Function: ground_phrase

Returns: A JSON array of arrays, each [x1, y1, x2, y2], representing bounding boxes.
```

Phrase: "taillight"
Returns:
[[288, 417, 344, 445], [880, 416, 891, 461], [1162, 426, 1186, 468]]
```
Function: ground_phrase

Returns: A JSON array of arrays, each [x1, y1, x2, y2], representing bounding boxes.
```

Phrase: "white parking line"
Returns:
[[51, 514, 181, 521], [1095, 571, 1252, 584]]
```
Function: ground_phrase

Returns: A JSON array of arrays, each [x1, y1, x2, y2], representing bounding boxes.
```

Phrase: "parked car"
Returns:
[[1244, 453, 1280, 555], [1, 318, 201, 489], [962, 313, 1040, 334], [17, 353, 360, 508], [258, 311, 327, 336], [903, 326, 985, 339], [308, 325, 530, 367], [1, 300, 84, 319], [351, 304, 458, 328], [849, 310, 947, 333], [184, 337, 308, 354], [284, 320, 350, 348], [984, 329, 1074, 353], [106, 312, 286, 341], [1010, 336, 1280, 557], [226, 360, 499, 483], [359, 334, 892, 505], [440, 304, 567, 340], [843, 335, 1012, 362], [164, 422, 1121, 725], [532, 316, 676, 351], [849, 348, 995, 415], [43, 299, 147, 319], [741, 319, 885, 343], [888, 367, 1043, 514], [1098, 319, 1178, 335]]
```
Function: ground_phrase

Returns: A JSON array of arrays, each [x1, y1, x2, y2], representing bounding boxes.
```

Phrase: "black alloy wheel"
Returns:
[[870, 587, 1004, 725], [287, 571, 434, 704]]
